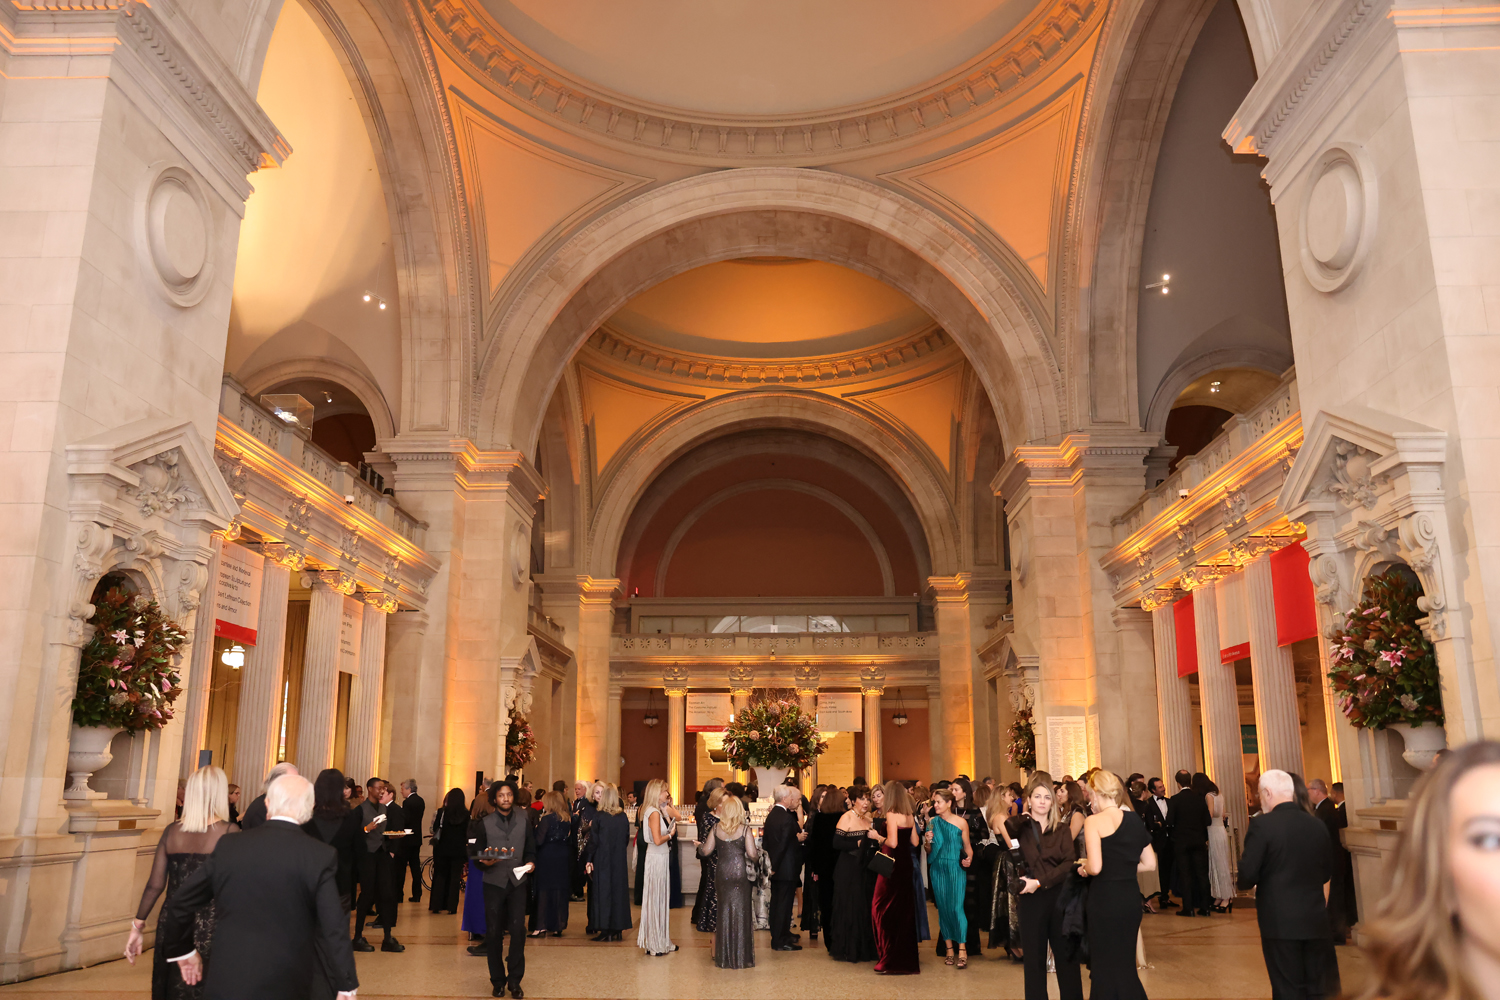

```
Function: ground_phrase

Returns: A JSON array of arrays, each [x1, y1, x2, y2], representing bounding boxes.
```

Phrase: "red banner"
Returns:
[[1271, 540, 1319, 647], [1173, 594, 1198, 677]]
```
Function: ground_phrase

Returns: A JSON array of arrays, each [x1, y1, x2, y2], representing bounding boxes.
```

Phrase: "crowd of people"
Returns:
[[120, 743, 1500, 1000]]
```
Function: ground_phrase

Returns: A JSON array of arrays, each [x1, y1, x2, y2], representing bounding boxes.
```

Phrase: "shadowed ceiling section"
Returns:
[[618, 438, 926, 600]]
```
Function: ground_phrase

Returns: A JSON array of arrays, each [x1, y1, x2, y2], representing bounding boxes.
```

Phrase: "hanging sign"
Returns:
[[339, 595, 363, 674], [686, 693, 733, 732], [1271, 541, 1319, 646], [1217, 571, 1251, 663], [817, 692, 863, 732], [1173, 594, 1198, 677], [213, 543, 263, 645]]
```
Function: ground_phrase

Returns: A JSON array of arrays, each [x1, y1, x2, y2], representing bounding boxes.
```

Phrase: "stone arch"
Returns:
[[242, 357, 397, 439], [585, 390, 962, 580], [475, 168, 1063, 457], [1142, 345, 1290, 437]]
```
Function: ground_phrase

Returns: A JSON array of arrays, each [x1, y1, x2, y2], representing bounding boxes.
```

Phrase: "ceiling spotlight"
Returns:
[[323, 391, 333, 403], [1210, 380, 1222, 394], [362, 292, 371, 302], [1145, 273, 1172, 295], [378, 301, 386, 310]]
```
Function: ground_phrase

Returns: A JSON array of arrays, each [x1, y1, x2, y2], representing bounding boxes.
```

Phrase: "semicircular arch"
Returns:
[[242, 356, 398, 439]]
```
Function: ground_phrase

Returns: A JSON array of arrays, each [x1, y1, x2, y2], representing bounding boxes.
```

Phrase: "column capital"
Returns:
[[793, 662, 820, 696], [859, 664, 886, 695], [386, 439, 547, 518], [262, 542, 305, 570], [359, 590, 399, 614], [1180, 564, 1230, 592], [662, 664, 690, 696], [304, 569, 357, 594], [1139, 588, 1179, 612], [927, 573, 972, 602], [728, 662, 755, 695]]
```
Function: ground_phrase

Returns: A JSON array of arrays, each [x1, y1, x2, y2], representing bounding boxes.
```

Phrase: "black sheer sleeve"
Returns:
[[134, 824, 176, 920]]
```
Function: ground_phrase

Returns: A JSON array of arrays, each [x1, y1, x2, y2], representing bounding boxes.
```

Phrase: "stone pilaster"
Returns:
[[1111, 605, 1162, 780], [296, 570, 354, 775], [928, 574, 974, 777], [730, 663, 754, 784], [1191, 576, 1248, 844], [1244, 552, 1304, 775], [860, 665, 885, 788], [178, 533, 224, 776], [232, 549, 298, 789], [605, 680, 623, 784], [1143, 590, 1195, 781], [797, 663, 820, 794], [346, 592, 396, 782], [547, 576, 618, 784]]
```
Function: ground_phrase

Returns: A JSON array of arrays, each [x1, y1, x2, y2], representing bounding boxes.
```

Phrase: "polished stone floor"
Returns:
[[1, 899, 1369, 999]]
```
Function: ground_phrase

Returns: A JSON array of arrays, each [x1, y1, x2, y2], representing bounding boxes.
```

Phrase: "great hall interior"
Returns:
[[0, 0, 1496, 992]]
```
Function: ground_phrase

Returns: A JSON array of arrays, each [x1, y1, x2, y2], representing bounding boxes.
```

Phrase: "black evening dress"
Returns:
[[534, 812, 572, 932], [1085, 809, 1152, 1000], [811, 811, 840, 947], [135, 821, 234, 1000], [705, 828, 755, 968], [586, 810, 633, 932], [828, 827, 878, 963], [872, 825, 920, 974], [694, 811, 719, 931], [634, 809, 649, 905]]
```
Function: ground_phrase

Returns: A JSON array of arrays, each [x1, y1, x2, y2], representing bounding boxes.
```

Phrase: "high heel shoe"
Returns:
[[956, 948, 968, 970]]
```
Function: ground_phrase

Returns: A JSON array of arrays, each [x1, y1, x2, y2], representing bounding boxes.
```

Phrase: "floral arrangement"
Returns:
[[1327, 568, 1444, 730], [1007, 703, 1037, 772], [505, 713, 537, 771], [722, 697, 827, 770], [73, 587, 187, 732]]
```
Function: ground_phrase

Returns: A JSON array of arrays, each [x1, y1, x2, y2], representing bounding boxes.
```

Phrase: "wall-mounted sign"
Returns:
[[1046, 716, 1090, 779], [686, 692, 733, 732], [213, 543, 263, 645], [816, 692, 862, 732], [339, 595, 363, 674]]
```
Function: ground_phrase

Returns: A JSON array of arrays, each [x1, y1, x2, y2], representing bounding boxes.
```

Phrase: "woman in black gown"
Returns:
[[829, 785, 880, 963], [428, 787, 471, 914], [1080, 771, 1156, 1000], [124, 765, 236, 1000], [301, 769, 361, 912], [693, 779, 724, 932], [585, 783, 632, 940], [533, 791, 573, 935]]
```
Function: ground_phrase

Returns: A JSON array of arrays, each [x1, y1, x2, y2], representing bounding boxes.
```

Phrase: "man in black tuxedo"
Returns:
[[1309, 779, 1351, 943], [1330, 782, 1358, 928], [354, 777, 406, 952], [1167, 769, 1211, 916], [399, 779, 426, 902], [762, 784, 806, 951], [1143, 777, 1175, 907], [239, 760, 297, 830], [163, 773, 357, 1000], [1239, 769, 1337, 1000]]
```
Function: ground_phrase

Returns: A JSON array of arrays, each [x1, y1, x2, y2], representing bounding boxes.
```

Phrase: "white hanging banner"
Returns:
[[213, 543, 264, 646], [1216, 570, 1251, 663], [816, 692, 862, 732], [1046, 716, 1089, 779], [686, 693, 733, 732], [339, 595, 363, 675]]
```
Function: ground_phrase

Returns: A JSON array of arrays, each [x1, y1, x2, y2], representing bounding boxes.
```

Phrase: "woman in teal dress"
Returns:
[[925, 788, 974, 968]]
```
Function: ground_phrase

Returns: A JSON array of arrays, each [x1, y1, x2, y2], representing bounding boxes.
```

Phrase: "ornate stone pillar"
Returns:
[[605, 679, 623, 784], [860, 665, 885, 788], [929, 574, 975, 778], [178, 533, 224, 776], [664, 665, 689, 806], [1143, 589, 1194, 780], [795, 663, 820, 794], [1190, 575, 1248, 845], [232, 546, 300, 789], [345, 592, 396, 782], [296, 570, 355, 775], [1244, 551, 1304, 775], [729, 662, 754, 784]]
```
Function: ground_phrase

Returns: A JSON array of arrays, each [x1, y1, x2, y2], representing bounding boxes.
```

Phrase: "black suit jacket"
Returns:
[[1167, 789, 1210, 846], [1237, 801, 1333, 940], [162, 819, 358, 999], [402, 793, 425, 852], [762, 805, 802, 883], [240, 793, 267, 830], [1314, 798, 1346, 854]]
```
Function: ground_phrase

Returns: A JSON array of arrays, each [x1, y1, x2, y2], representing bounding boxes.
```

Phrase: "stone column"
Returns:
[[664, 667, 689, 805], [796, 663, 820, 795], [605, 680, 623, 784], [345, 593, 395, 783], [1244, 552, 1305, 776], [926, 681, 946, 782], [860, 665, 885, 789], [567, 577, 620, 784], [1191, 576, 1248, 845], [380, 609, 429, 786], [178, 533, 224, 776], [296, 570, 353, 775], [929, 574, 975, 778], [1143, 590, 1195, 780], [232, 548, 298, 790], [730, 663, 754, 784]]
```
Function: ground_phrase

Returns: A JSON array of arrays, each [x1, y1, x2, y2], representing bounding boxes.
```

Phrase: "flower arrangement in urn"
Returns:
[[722, 696, 827, 771], [1327, 568, 1444, 731], [73, 587, 188, 732], [505, 712, 537, 771], [1007, 703, 1037, 772]]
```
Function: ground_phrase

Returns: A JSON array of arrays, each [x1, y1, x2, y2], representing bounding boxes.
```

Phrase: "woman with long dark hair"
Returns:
[[1193, 771, 1234, 912], [828, 785, 879, 963], [811, 786, 844, 950], [301, 768, 361, 912], [872, 781, 921, 974], [462, 789, 495, 951], [429, 787, 470, 914], [693, 778, 725, 932]]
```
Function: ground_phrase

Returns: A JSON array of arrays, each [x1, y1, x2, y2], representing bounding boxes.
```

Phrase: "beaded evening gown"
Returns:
[[135, 821, 233, 1000], [828, 827, 878, 962], [872, 825, 920, 974], [694, 811, 719, 932], [706, 827, 755, 968]]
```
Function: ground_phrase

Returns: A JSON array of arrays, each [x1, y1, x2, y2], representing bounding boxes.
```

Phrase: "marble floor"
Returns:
[[1, 899, 1369, 999]]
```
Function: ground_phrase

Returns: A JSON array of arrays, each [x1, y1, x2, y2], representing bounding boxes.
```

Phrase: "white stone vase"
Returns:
[[752, 764, 790, 793], [65, 724, 123, 800], [1390, 722, 1447, 771]]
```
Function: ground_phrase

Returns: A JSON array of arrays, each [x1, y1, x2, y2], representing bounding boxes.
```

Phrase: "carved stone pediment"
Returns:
[[1278, 406, 1443, 518]]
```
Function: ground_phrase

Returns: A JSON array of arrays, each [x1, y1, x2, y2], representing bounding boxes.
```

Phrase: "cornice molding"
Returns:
[[583, 324, 956, 386], [416, 0, 1103, 166]]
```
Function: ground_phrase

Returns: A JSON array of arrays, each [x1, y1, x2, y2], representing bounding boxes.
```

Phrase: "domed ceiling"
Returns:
[[479, 1, 1039, 115], [605, 259, 933, 359]]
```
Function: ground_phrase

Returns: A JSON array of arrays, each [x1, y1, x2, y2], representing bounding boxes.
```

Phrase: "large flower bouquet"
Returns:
[[1007, 703, 1037, 771], [722, 697, 827, 770], [73, 587, 187, 732], [505, 713, 537, 771], [1327, 568, 1444, 730]]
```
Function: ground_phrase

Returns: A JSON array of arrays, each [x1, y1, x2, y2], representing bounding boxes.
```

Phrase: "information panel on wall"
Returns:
[[213, 543, 264, 645], [817, 692, 862, 732], [686, 693, 733, 732], [1046, 716, 1090, 779], [339, 595, 363, 674]]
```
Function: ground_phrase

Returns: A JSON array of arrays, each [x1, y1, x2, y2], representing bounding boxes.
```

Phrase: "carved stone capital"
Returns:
[[262, 542, 306, 571], [662, 664, 690, 696], [359, 590, 399, 614], [1139, 588, 1179, 613], [306, 570, 356, 595], [727, 662, 755, 695], [793, 662, 821, 695], [859, 664, 886, 695]]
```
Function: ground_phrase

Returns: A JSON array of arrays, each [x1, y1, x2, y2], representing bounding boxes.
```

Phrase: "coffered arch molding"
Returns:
[[475, 169, 1064, 457], [586, 390, 963, 582]]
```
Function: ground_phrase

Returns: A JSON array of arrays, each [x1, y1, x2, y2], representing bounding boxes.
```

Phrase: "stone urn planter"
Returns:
[[1391, 722, 1447, 770], [65, 724, 122, 800], [752, 764, 790, 794]]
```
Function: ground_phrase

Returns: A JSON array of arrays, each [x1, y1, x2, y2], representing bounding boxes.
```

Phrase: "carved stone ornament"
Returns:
[[310, 569, 357, 595], [793, 662, 821, 694], [132, 449, 197, 518], [510, 522, 530, 588], [360, 590, 399, 614], [1175, 521, 1197, 562], [1223, 486, 1249, 532], [662, 664, 690, 695], [859, 663, 887, 694], [1135, 550, 1154, 587], [727, 662, 755, 693], [214, 449, 248, 501], [339, 527, 361, 563], [1299, 142, 1378, 294], [1324, 439, 1384, 510], [1139, 588, 1178, 613], [262, 542, 306, 571], [1180, 564, 1229, 591], [1399, 511, 1448, 637], [220, 518, 242, 543], [1009, 518, 1028, 585], [284, 493, 312, 536]]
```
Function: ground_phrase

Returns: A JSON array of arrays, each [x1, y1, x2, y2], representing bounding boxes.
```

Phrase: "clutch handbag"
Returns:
[[868, 847, 896, 877]]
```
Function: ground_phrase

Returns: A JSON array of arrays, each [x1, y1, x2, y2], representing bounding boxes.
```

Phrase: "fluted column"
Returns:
[[178, 533, 224, 776], [232, 549, 297, 790], [1245, 552, 1304, 775], [796, 664, 820, 795], [345, 592, 395, 783], [730, 662, 753, 784], [860, 665, 884, 789], [297, 570, 354, 775], [1192, 577, 1248, 844], [605, 680, 623, 784], [665, 667, 688, 805], [1144, 589, 1194, 779]]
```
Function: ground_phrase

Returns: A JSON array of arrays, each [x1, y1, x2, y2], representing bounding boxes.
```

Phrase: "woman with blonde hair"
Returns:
[[124, 765, 235, 999], [531, 790, 573, 936], [1359, 740, 1500, 1000], [1079, 770, 1155, 1000], [698, 793, 758, 967], [637, 779, 680, 955]]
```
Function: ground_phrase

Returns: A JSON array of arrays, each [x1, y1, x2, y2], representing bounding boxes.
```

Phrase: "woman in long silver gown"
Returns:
[[697, 794, 757, 968], [636, 779, 680, 956]]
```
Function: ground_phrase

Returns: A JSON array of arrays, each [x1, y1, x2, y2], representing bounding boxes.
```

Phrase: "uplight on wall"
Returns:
[[1145, 273, 1171, 295]]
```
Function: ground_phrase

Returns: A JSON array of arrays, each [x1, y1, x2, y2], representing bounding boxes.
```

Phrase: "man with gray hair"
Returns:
[[1308, 778, 1352, 944], [762, 783, 806, 950], [239, 761, 298, 830], [1239, 769, 1337, 999], [164, 773, 358, 999]]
